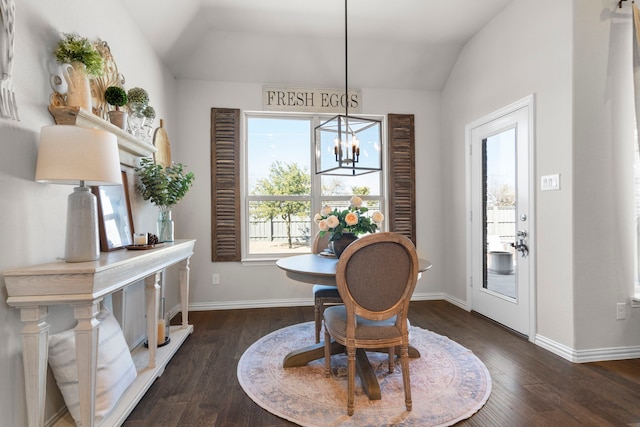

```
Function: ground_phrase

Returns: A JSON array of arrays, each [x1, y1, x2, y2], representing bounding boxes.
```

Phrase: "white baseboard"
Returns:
[[535, 334, 640, 363], [189, 293, 449, 312]]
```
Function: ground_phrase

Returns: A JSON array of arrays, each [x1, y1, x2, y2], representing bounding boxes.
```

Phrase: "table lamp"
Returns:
[[35, 125, 122, 262]]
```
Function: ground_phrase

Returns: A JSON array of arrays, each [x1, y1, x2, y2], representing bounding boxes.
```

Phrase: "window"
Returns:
[[244, 113, 384, 259]]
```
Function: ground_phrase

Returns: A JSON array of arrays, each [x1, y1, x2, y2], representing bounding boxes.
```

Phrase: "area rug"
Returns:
[[237, 322, 491, 426]]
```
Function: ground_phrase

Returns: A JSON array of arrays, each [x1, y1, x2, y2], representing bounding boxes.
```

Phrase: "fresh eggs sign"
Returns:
[[262, 86, 362, 113]]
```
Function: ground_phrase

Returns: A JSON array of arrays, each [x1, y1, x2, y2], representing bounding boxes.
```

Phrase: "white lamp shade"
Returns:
[[35, 125, 122, 186]]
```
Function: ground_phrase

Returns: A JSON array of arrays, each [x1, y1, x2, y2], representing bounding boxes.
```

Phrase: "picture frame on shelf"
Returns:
[[92, 171, 134, 251]]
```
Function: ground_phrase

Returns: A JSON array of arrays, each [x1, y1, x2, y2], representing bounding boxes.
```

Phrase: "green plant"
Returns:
[[135, 157, 195, 212], [315, 196, 383, 241], [127, 87, 149, 105], [142, 105, 156, 119], [104, 86, 127, 110], [54, 33, 103, 76]]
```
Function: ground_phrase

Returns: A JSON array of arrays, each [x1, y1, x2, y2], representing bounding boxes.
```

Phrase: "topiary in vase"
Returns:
[[135, 157, 195, 242], [104, 86, 128, 129], [54, 33, 103, 110], [127, 87, 149, 137]]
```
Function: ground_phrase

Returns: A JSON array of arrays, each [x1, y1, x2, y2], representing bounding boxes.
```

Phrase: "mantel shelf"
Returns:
[[48, 106, 157, 167]]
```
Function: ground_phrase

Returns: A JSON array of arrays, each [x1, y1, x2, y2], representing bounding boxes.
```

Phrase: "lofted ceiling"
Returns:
[[122, 0, 513, 91]]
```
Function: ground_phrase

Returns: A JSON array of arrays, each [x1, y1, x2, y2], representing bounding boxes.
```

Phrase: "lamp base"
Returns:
[[65, 186, 100, 262]]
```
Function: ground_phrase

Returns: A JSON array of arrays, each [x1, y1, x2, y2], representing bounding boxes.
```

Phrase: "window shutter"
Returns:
[[387, 113, 416, 245], [211, 108, 241, 261]]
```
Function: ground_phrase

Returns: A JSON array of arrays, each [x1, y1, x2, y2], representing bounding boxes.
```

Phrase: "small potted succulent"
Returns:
[[104, 86, 128, 130], [54, 32, 104, 110]]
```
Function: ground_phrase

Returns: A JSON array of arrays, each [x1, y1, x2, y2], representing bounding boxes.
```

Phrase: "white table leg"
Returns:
[[19, 306, 49, 427], [73, 302, 100, 427], [179, 257, 191, 327], [145, 272, 161, 368]]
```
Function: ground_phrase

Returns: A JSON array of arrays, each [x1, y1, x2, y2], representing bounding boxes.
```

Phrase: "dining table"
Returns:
[[276, 253, 432, 400]]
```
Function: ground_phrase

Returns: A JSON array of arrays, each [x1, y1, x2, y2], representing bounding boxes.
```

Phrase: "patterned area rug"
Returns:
[[237, 322, 491, 426]]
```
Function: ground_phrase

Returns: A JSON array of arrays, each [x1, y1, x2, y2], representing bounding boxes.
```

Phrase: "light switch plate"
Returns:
[[541, 174, 560, 191]]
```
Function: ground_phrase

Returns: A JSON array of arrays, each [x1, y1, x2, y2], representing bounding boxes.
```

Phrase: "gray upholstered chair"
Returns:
[[323, 232, 419, 416], [311, 231, 343, 343]]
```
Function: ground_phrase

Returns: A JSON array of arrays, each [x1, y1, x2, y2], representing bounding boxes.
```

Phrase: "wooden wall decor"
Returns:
[[387, 113, 416, 245], [211, 108, 241, 261]]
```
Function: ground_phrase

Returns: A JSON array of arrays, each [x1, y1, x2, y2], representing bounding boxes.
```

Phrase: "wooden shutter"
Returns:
[[211, 108, 241, 261], [387, 113, 416, 245]]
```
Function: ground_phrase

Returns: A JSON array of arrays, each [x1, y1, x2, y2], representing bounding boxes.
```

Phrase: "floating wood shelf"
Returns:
[[48, 106, 157, 167]]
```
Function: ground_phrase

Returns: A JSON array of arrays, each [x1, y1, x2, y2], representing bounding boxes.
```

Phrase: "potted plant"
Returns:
[[141, 105, 156, 142], [127, 87, 149, 136], [104, 86, 128, 130], [54, 33, 103, 110], [135, 157, 195, 242]]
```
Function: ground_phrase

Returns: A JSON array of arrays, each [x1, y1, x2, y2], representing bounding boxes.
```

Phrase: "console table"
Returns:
[[4, 239, 196, 427]]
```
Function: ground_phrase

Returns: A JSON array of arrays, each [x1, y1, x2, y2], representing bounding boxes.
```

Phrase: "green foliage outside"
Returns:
[[135, 157, 195, 213], [54, 33, 104, 76], [251, 161, 311, 248]]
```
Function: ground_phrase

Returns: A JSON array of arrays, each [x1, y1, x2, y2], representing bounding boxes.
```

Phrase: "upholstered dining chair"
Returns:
[[311, 231, 343, 343], [323, 232, 419, 416]]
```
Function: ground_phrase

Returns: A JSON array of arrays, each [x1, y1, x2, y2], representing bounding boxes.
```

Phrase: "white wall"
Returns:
[[441, 0, 640, 355], [572, 1, 638, 350], [0, 1, 177, 424], [172, 80, 445, 309]]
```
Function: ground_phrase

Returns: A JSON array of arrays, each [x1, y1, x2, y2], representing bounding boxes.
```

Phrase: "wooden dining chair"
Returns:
[[311, 231, 343, 343], [323, 232, 419, 416]]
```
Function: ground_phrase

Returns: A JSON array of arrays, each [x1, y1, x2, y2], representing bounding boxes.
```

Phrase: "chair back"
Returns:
[[336, 232, 419, 324], [312, 231, 331, 254]]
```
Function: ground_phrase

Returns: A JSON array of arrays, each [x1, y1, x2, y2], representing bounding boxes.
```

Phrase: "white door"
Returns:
[[466, 95, 535, 339]]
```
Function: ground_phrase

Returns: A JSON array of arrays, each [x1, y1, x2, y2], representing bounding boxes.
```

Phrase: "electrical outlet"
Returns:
[[212, 274, 220, 285], [616, 303, 626, 320]]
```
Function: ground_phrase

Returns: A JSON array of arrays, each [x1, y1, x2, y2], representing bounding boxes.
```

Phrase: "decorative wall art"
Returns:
[[0, 0, 19, 121]]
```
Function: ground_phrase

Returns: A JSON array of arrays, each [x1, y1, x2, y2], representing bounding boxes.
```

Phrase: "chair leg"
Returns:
[[314, 299, 322, 343], [347, 346, 356, 416], [324, 326, 331, 377], [400, 344, 412, 411]]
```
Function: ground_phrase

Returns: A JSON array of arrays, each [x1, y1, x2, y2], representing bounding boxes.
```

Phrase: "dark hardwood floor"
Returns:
[[123, 300, 640, 426]]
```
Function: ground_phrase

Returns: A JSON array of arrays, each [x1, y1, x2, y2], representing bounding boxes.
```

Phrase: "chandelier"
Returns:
[[314, 0, 382, 176]]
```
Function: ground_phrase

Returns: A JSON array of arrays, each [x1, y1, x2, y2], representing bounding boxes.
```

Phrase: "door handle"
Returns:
[[510, 229, 529, 257]]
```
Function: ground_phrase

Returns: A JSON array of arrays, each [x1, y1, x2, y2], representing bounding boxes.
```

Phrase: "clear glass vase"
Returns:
[[157, 209, 174, 242]]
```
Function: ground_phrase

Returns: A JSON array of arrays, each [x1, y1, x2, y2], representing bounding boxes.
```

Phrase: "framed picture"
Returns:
[[93, 171, 134, 251]]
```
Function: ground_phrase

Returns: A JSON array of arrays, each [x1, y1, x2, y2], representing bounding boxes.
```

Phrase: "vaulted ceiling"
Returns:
[[123, 0, 513, 91]]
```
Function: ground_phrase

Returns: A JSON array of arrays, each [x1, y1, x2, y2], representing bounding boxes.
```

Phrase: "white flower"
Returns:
[[318, 220, 329, 231], [350, 196, 363, 208], [314, 213, 323, 223], [326, 215, 340, 228], [372, 211, 384, 223], [345, 212, 359, 226], [321, 205, 333, 216]]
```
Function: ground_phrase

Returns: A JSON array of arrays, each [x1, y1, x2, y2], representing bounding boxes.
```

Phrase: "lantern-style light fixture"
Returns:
[[315, 0, 382, 176]]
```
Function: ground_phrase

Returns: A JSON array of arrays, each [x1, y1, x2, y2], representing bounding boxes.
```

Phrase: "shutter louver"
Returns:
[[211, 108, 241, 261], [388, 114, 416, 245]]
